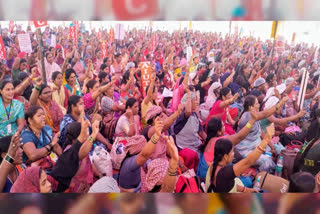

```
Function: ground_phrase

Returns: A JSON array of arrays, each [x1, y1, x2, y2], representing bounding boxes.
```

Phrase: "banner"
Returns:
[[112, 0, 158, 20], [115, 24, 125, 40], [140, 62, 151, 97], [101, 41, 108, 59], [298, 68, 310, 110], [34, 21, 48, 28], [186, 46, 193, 62], [69, 25, 78, 44], [17, 34, 32, 53], [0, 36, 6, 60], [50, 35, 56, 48]]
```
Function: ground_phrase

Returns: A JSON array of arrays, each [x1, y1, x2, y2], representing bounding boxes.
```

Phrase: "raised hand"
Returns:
[[265, 123, 275, 141], [91, 120, 100, 139], [7, 132, 22, 159], [154, 117, 164, 137], [78, 112, 91, 143], [164, 135, 179, 161], [35, 76, 43, 87], [51, 132, 60, 147]]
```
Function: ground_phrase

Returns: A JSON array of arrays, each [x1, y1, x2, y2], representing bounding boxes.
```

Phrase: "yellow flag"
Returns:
[[270, 21, 279, 39], [292, 32, 296, 43], [189, 21, 193, 30]]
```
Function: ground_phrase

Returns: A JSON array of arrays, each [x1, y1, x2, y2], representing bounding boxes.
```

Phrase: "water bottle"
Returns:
[[275, 156, 284, 177], [253, 175, 262, 191]]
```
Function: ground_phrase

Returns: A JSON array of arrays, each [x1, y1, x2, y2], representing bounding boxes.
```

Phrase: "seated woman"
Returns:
[[115, 98, 141, 138], [12, 67, 37, 112], [64, 69, 82, 96], [0, 80, 25, 137], [197, 99, 283, 180], [59, 95, 111, 151], [288, 172, 317, 193], [82, 77, 116, 117], [21, 106, 63, 167], [206, 123, 275, 193], [173, 87, 206, 156], [11, 116, 101, 193], [260, 95, 305, 134], [200, 82, 222, 122], [235, 95, 286, 172], [141, 74, 158, 128], [62, 122, 94, 193], [30, 78, 64, 133], [101, 81, 125, 119], [118, 118, 171, 192], [120, 70, 141, 102], [51, 71, 71, 114], [205, 87, 239, 135], [140, 135, 180, 193], [0, 133, 24, 192]]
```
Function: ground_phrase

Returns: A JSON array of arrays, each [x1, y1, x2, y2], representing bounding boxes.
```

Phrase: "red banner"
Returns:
[[0, 36, 6, 60], [69, 25, 76, 43], [140, 62, 151, 97], [101, 41, 108, 59], [112, 0, 158, 20], [152, 33, 157, 53], [34, 21, 48, 28]]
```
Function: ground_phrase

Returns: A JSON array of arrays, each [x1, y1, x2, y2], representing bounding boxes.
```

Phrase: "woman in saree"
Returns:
[[51, 71, 71, 114], [30, 77, 63, 133], [64, 68, 82, 96], [234, 95, 286, 172], [82, 77, 116, 118], [205, 87, 239, 135]]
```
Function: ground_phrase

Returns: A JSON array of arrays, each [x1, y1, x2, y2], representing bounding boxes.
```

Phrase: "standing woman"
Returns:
[[30, 77, 64, 134], [0, 80, 25, 137], [51, 71, 71, 114]]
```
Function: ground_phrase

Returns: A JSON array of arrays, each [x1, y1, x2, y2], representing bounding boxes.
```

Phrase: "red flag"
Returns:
[[109, 28, 115, 42], [112, 0, 159, 20], [69, 26, 76, 42], [0, 36, 7, 60], [101, 41, 108, 59], [34, 21, 48, 28], [152, 34, 157, 53]]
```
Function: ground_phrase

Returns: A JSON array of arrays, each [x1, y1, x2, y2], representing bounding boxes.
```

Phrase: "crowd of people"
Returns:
[[0, 23, 320, 193]]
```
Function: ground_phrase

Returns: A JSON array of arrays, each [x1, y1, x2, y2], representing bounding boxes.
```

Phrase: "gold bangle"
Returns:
[[88, 136, 95, 143], [151, 135, 159, 144], [246, 123, 252, 129]]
